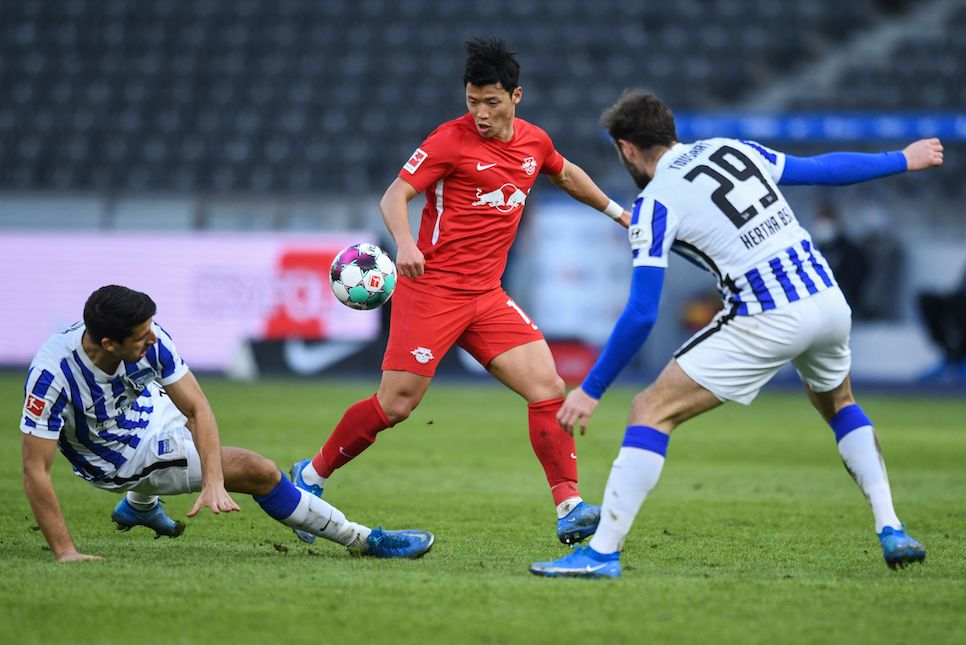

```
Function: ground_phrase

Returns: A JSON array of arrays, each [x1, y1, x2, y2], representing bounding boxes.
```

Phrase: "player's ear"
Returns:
[[100, 337, 117, 353], [511, 86, 523, 105]]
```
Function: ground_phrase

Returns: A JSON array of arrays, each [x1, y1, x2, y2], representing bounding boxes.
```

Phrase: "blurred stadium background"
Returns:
[[2, 0, 965, 387]]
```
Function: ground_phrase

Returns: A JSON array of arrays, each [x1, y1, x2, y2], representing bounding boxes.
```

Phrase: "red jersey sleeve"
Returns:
[[537, 127, 565, 176], [397, 123, 464, 193]]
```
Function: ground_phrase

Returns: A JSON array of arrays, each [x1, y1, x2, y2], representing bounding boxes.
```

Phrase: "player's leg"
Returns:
[[530, 359, 720, 577], [796, 287, 924, 568], [219, 446, 434, 558], [295, 283, 465, 496], [485, 338, 598, 541], [804, 379, 925, 568]]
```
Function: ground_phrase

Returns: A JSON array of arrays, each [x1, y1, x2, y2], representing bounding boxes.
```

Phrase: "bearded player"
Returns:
[[290, 38, 631, 545]]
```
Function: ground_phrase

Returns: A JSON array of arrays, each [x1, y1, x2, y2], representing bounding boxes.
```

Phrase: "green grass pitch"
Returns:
[[2, 374, 964, 644]]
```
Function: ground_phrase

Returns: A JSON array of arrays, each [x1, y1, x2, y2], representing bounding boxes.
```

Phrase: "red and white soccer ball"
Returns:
[[329, 243, 397, 310]]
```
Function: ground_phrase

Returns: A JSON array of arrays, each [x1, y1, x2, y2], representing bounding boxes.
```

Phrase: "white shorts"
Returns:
[[91, 396, 203, 495], [674, 287, 852, 405]]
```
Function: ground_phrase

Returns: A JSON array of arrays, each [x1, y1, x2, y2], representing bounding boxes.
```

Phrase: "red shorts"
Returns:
[[382, 282, 545, 377]]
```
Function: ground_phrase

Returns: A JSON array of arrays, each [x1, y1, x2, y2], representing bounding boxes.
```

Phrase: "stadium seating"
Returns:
[[5, 0, 933, 201]]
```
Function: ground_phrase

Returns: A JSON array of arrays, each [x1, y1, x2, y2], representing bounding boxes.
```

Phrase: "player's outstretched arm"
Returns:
[[780, 137, 943, 186], [22, 433, 102, 562], [164, 372, 240, 517], [380, 178, 425, 277], [550, 158, 629, 227], [903, 137, 944, 171]]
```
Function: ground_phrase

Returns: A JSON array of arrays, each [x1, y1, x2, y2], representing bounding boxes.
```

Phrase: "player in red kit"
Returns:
[[290, 38, 630, 545]]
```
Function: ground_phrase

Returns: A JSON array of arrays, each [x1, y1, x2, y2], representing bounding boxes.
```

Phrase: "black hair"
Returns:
[[83, 285, 157, 344], [601, 90, 678, 150], [463, 38, 520, 93]]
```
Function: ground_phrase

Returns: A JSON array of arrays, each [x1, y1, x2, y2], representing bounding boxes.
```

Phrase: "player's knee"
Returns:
[[250, 454, 281, 491], [381, 395, 417, 425]]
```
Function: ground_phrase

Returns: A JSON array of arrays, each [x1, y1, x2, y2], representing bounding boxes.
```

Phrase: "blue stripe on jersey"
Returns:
[[649, 201, 668, 257], [111, 377, 125, 398], [802, 240, 834, 288], [24, 367, 33, 397], [60, 358, 127, 470], [787, 247, 818, 294], [157, 336, 177, 379], [630, 197, 643, 226], [144, 346, 159, 372], [745, 268, 776, 311], [740, 139, 777, 164], [48, 389, 69, 433], [73, 351, 110, 424], [58, 434, 103, 480], [97, 429, 142, 448], [31, 369, 55, 397], [24, 417, 36, 428], [769, 257, 800, 303], [117, 415, 151, 431]]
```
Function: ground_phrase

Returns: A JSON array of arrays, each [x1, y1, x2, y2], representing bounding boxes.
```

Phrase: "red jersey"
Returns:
[[396, 113, 564, 294]]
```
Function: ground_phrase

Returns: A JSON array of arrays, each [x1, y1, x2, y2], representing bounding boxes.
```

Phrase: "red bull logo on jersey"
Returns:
[[471, 183, 529, 213], [521, 156, 537, 176]]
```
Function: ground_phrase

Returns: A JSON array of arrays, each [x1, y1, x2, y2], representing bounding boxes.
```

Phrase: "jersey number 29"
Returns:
[[684, 145, 778, 228]]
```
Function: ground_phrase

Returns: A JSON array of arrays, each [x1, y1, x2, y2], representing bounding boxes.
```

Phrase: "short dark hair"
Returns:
[[463, 38, 520, 93], [601, 90, 678, 150], [83, 285, 157, 344]]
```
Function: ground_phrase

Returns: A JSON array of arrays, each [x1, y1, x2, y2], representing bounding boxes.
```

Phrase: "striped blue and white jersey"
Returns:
[[629, 138, 836, 315], [20, 322, 188, 482]]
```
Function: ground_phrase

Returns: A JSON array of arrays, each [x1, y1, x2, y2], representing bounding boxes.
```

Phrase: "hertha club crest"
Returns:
[[521, 156, 536, 176]]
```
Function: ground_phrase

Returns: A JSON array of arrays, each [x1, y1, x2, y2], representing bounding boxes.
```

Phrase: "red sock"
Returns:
[[312, 394, 391, 478], [528, 397, 580, 505]]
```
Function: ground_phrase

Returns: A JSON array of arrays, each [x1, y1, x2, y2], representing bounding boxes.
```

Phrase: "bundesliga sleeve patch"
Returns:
[[403, 147, 428, 174], [25, 394, 47, 418]]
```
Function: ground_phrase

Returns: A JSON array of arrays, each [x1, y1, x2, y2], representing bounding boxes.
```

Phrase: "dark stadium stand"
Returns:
[[5, 0, 939, 198]]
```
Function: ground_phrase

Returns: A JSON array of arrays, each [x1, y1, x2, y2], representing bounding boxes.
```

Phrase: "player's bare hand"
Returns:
[[557, 387, 599, 436], [395, 242, 425, 278], [57, 550, 104, 563], [618, 210, 632, 229], [187, 484, 241, 517], [903, 138, 943, 171]]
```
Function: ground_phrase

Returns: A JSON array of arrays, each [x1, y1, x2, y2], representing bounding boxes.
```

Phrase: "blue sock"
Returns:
[[253, 473, 302, 521], [829, 404, 873, 443]]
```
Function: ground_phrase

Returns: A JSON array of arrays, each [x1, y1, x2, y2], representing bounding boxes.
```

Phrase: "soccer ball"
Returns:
[[329, 243, 397, 310]]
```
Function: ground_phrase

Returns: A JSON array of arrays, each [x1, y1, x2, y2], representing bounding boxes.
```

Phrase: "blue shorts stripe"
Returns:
[[829, 404, 874, 442], [622, 425, 669, 456]]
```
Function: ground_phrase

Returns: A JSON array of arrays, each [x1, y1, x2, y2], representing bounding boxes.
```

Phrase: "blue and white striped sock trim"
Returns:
[[621, 425, 670, 456], [829, 404, 874, 443]]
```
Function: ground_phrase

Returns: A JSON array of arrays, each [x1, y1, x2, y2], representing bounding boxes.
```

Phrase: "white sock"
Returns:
[[837, 426, 901, 533], [300, 461, 327, 489], [589, 447, 666, 554], [556, 496, 583, 519], [126, 492, 159, 510], [283, 489, 371, 546]]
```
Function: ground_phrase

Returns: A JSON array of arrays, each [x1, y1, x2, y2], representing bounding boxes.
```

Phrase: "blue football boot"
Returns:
[[111, 498, 185, 538], [530, 545, 621, 578], [878, 525, 926, 569], [556, 501, 601, 545], [288, 459, 324, 544], [353, 527, 435, 559]]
